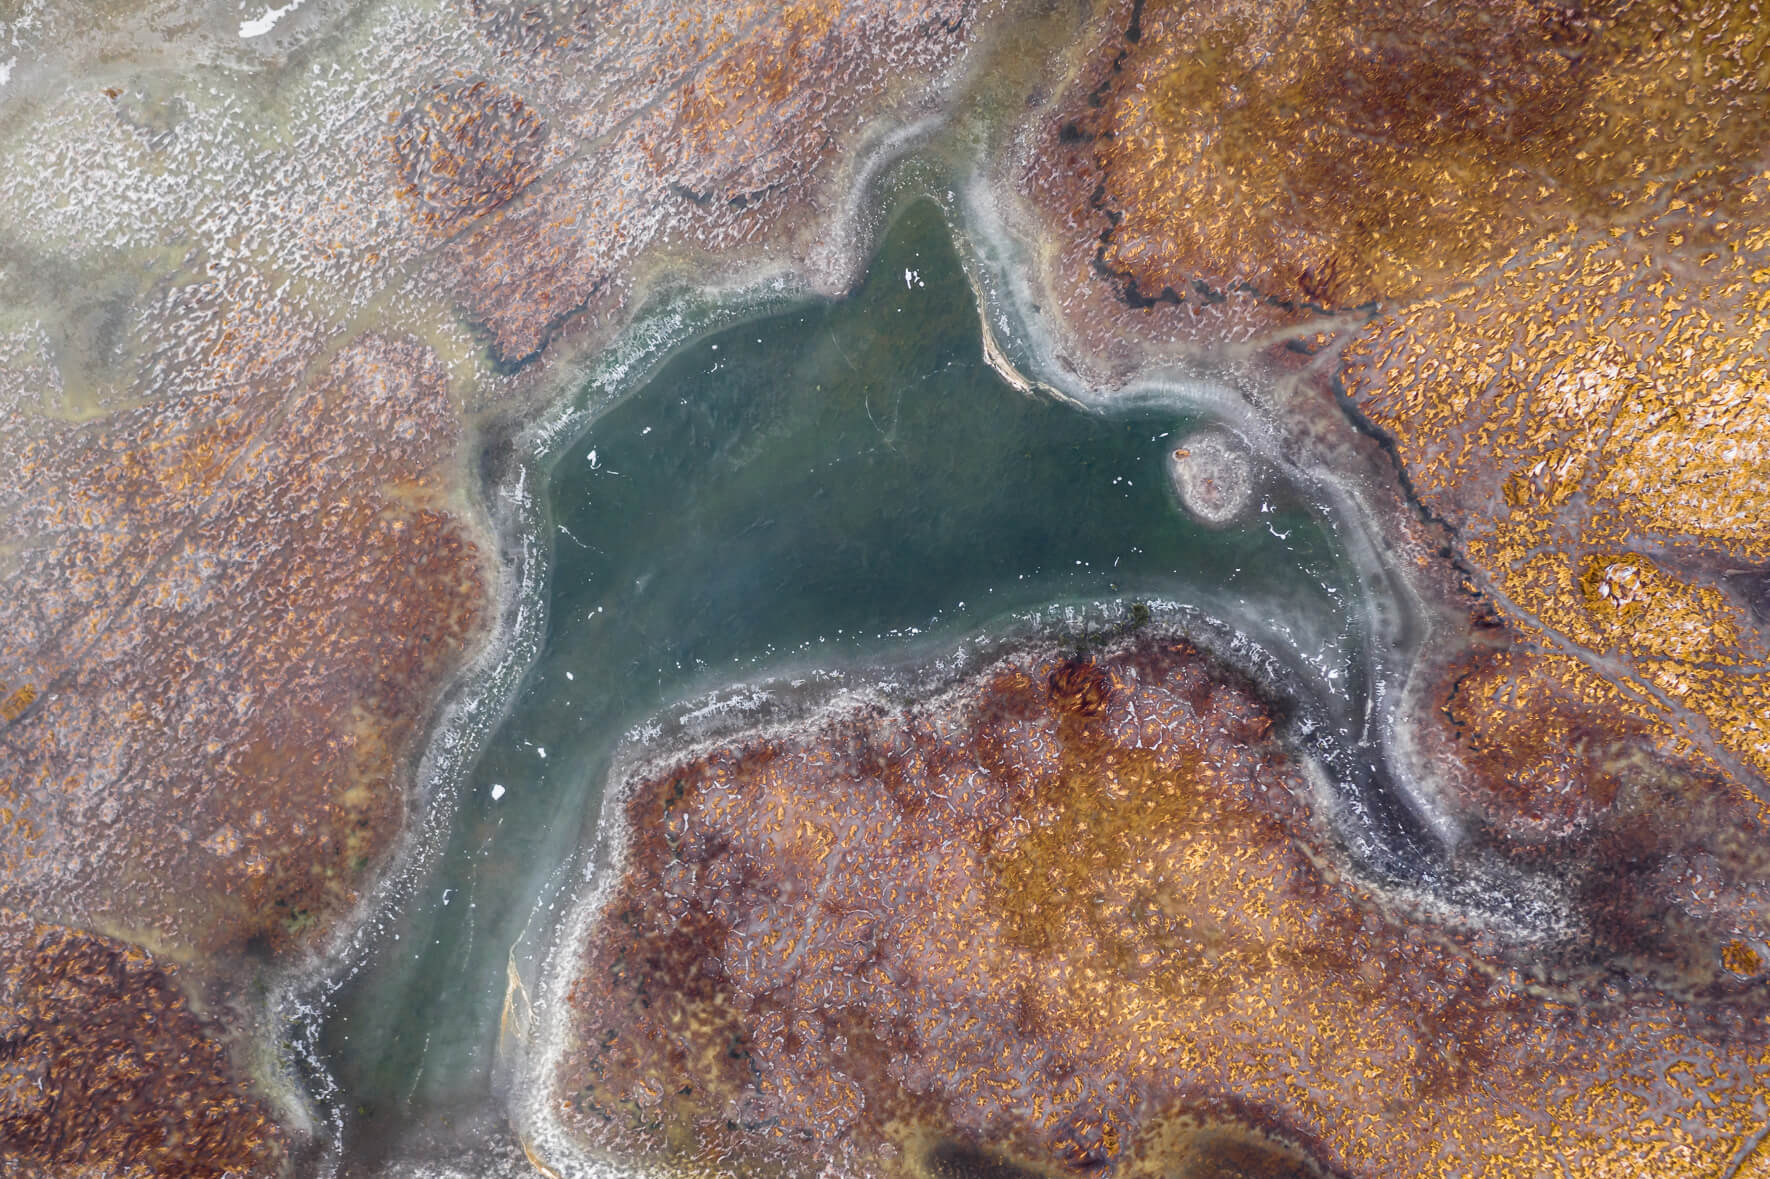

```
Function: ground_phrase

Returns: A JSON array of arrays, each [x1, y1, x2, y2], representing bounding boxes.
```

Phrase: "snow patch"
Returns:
[[240, 0, 307, 39]]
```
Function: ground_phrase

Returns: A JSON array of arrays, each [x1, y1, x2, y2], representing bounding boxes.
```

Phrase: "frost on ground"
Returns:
[[0, 0, 1012, 1169], [3, 0, 1769, 1173]]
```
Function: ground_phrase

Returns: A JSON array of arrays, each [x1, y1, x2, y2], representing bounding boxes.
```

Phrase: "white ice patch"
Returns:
[[239, 0, 306, 36], [490, 783, 506, 801], [903, 268, 924, 288], [679, 686, 773, 727], [0, 59, 15, 88]]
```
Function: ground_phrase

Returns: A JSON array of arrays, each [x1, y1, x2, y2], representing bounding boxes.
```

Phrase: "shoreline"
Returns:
[[508, 607, 1356, 1176], [263, 144, 1464, 1173], [327, 176, 1393, 1172]]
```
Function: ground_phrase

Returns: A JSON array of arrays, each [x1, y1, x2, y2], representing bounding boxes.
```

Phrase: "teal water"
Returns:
[[317, 199, 1364, 1166]]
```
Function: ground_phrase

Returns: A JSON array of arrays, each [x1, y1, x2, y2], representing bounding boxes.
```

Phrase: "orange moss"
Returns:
[[550, 635, 1770, 1179], [0, 333, 486, 959], [0, 910, 285, 1177]]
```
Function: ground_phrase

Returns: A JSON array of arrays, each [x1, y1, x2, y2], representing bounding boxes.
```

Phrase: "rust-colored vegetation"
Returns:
[[422, 0, 975, 364], [552, 635, 1770, 1178], [1039, 0, 1769, 314], [1022, 0, 1770, 856], [0, 333, 485, 961], [390, 78, 550, 230], [0, 910, 285, 1177]]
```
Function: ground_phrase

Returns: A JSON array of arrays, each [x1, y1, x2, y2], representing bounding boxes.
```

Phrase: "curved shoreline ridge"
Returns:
[[516, 626, 1770, 1178], [0, 0, 1766, 1174]]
